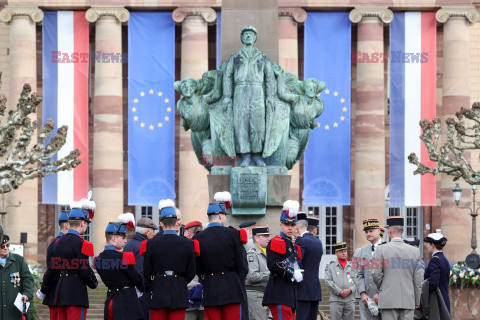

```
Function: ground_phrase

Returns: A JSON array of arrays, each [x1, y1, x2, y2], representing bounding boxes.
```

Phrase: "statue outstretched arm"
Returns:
[[276, 71, 297, 104], [204, 71, 223, 105]]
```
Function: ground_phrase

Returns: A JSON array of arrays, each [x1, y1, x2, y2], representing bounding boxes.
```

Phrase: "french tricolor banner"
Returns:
[[389, 12, 436, 206], [42, 11, 89, 204]]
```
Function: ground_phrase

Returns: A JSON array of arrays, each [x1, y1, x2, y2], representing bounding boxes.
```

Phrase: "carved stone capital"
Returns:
[[349, 6, 394, 24], [278, 7, 307, 24], [0, 6, 44, 24], [85, 7, 130, 24], [172, 7, 217, 25], [436, 6, 480, 24]]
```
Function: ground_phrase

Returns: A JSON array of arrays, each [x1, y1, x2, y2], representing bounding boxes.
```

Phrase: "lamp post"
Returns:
[[453, 183, 480, 268]]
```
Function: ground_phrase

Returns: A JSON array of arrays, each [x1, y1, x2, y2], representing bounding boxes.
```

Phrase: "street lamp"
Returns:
[[453, 183, 480, 268]]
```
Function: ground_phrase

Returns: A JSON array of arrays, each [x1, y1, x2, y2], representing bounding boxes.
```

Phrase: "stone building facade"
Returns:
[[0, 0, 479, 272]]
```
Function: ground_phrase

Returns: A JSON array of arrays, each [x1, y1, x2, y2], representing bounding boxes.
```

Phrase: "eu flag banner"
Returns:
[[42, 11, 89, 204], [128, 12, 175, 205], [304, 12, 351, 206]]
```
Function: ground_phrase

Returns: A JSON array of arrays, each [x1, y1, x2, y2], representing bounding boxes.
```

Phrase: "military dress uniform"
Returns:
[[245, 226, 270, 320], [41, 211, 69, 320], [372, 216, 424, 320], [325, 243, 355, 320], [193, 202, 247, 320], [351, 219, 382, 320], [95, 221, 145, 320], [262, 203, 303, 320], [0, 233, 34, 320], [295, 213, 323, 320], [42, 207, 98, 320], [144, 204, 197, 320]]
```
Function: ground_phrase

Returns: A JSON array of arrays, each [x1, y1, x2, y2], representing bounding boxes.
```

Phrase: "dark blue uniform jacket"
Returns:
[[425, 251, 450, 312], [295, 232, 323, 301]]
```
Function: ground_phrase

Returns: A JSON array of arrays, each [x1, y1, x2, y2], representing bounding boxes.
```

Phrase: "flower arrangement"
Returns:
[[449, 262, 480, 288]]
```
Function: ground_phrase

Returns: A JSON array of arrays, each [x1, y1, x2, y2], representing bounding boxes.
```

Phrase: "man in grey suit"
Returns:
[[351, 219, 383, 320], [372, 216, 424, 320]]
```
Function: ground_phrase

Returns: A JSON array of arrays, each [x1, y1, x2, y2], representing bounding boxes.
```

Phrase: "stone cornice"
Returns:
[[85, 7, 130, 24], [436, 6, 480, 24], [278, 7, 307, 24], [172, 7, 217, 25], [349, 6, 394, 24], [0, 6, 43, 24]]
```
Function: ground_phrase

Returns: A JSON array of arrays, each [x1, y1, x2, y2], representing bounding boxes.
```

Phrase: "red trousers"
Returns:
[[49, 306, 58, 320], [150, 308, 186, 320], [56, 305, 87, 320], [268, 305, 295, 320], [106, 298, 114, 320], [204, 303, 241, 320]]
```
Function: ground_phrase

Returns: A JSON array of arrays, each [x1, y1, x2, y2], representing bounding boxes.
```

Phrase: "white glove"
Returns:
[[293, 269, 304, 282], [36, 289, 46, 300], [367, 299, 379, 316], [136, 287, 143, 298]]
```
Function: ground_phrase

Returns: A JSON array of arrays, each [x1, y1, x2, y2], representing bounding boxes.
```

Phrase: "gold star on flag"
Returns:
[[333, 91, 338, 96], [133, 116, 138, 121], [167, 107, 172, 112], [325, 89, 330, 94], [158, 122, 163, 127], [165, 116, 170, 121], [131, 107, 136, 112], [317, 122, 321, 127], [158, 91, 163, 96], [133, 98, 139, 103], [164, 98, 170, 103], [340, 98, 345, 103], [325, 125, 330, 130], [334, 122, 338, 128], [140, 91, 145, 97], [343, 107, 348, 112], [340, 116, 345, 121], [149, 125, 154, 130], [149, 89, 154, 94], [140, 122, 145, 127]]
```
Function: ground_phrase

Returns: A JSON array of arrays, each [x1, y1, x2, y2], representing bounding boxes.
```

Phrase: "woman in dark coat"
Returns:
[[424, 233, 451, 312]]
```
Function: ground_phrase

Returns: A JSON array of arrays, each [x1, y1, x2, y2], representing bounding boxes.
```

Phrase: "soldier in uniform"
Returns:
[[184, 221, 203, 240], [372, 216, 424, 320], [351, 219, 382, 320], [193, 202, 247, 320], [262, 200, 303, 320], [306, 217, 319, 237], [239, 221, 256, 251], [245, 225, 270, 320], [38, 211, 70, 320], [325, 242, 355, 320], [95, 213, 144, 320], [295, 213, 323, 320], [184, 222, 205, 320], [143, 200, 197, 320], [42, 200, 98, 320]]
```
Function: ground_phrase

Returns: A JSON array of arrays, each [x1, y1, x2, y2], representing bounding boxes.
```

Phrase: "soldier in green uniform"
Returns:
[[0, 231, 34, 320], [325, 242, 355, 320], [245, 225, 270, 320]]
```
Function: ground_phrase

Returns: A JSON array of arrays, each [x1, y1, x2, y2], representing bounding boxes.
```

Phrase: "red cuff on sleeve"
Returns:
[[139, 240, 147, 257], [270, 236, 286, 254]]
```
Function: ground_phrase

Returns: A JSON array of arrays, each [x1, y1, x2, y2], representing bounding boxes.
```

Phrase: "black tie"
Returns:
[[371, 244, 375, 252]]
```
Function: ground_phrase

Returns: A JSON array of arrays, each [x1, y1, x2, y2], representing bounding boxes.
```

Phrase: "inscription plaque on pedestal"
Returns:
[[231, 167, 267, 215]]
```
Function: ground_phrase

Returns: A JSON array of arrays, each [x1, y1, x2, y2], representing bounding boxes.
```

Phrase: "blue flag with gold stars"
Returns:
[[304, 12, 351, 205], [128, 12, 175, 205]]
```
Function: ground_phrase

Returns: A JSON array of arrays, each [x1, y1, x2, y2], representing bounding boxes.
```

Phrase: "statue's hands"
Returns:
[[222, 97, 232, 110]]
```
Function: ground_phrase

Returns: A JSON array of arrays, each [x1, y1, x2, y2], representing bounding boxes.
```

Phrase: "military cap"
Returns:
[[207, 203, 225, 215], [363, 218, 380, 231], [137, 217, 158, 230], [239, 221, 256, 229], [241, 25, 258, 36], [69, 208, 91, 222], [333, 242, 347, 252], [214, 191, 232, 211], [105, 222, 128, 236], [0, 233, 9, 245], [280, 200, 299, 225], [185, 221, 202, 229], [307, 217, 319, 227], [424, 233, 447, 244], [59, 211, 69, 222], [404, 239, 420, 247], [158, 199, 177, 220], [252, 225, 269, 236], [385, 216, 404, 227], [69, 196, 96, 221], [297, 212, 307, 221]]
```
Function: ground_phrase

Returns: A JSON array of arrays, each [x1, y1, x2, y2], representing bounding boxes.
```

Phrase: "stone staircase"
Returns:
[[36, 278, 108, 320], [36, 279, 360, 320]]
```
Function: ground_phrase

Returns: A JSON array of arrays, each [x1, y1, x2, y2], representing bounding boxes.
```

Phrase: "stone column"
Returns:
[[349, 7, 393, 248], [86, 7, 129, 253], [436, 7, 480, 261], [0, 6, 43, 260], [172, 8, 216, 225], [278, 8, 306, 202]]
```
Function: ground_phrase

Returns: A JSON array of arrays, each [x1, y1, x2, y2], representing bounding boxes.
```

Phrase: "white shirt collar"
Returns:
[[432, 250, 442, 257], [301, 231, 309, 237], [373, 238, 382, 248]]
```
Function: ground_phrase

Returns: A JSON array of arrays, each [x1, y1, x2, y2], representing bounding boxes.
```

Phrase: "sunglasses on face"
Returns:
[[0, 244, 9, 249]]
